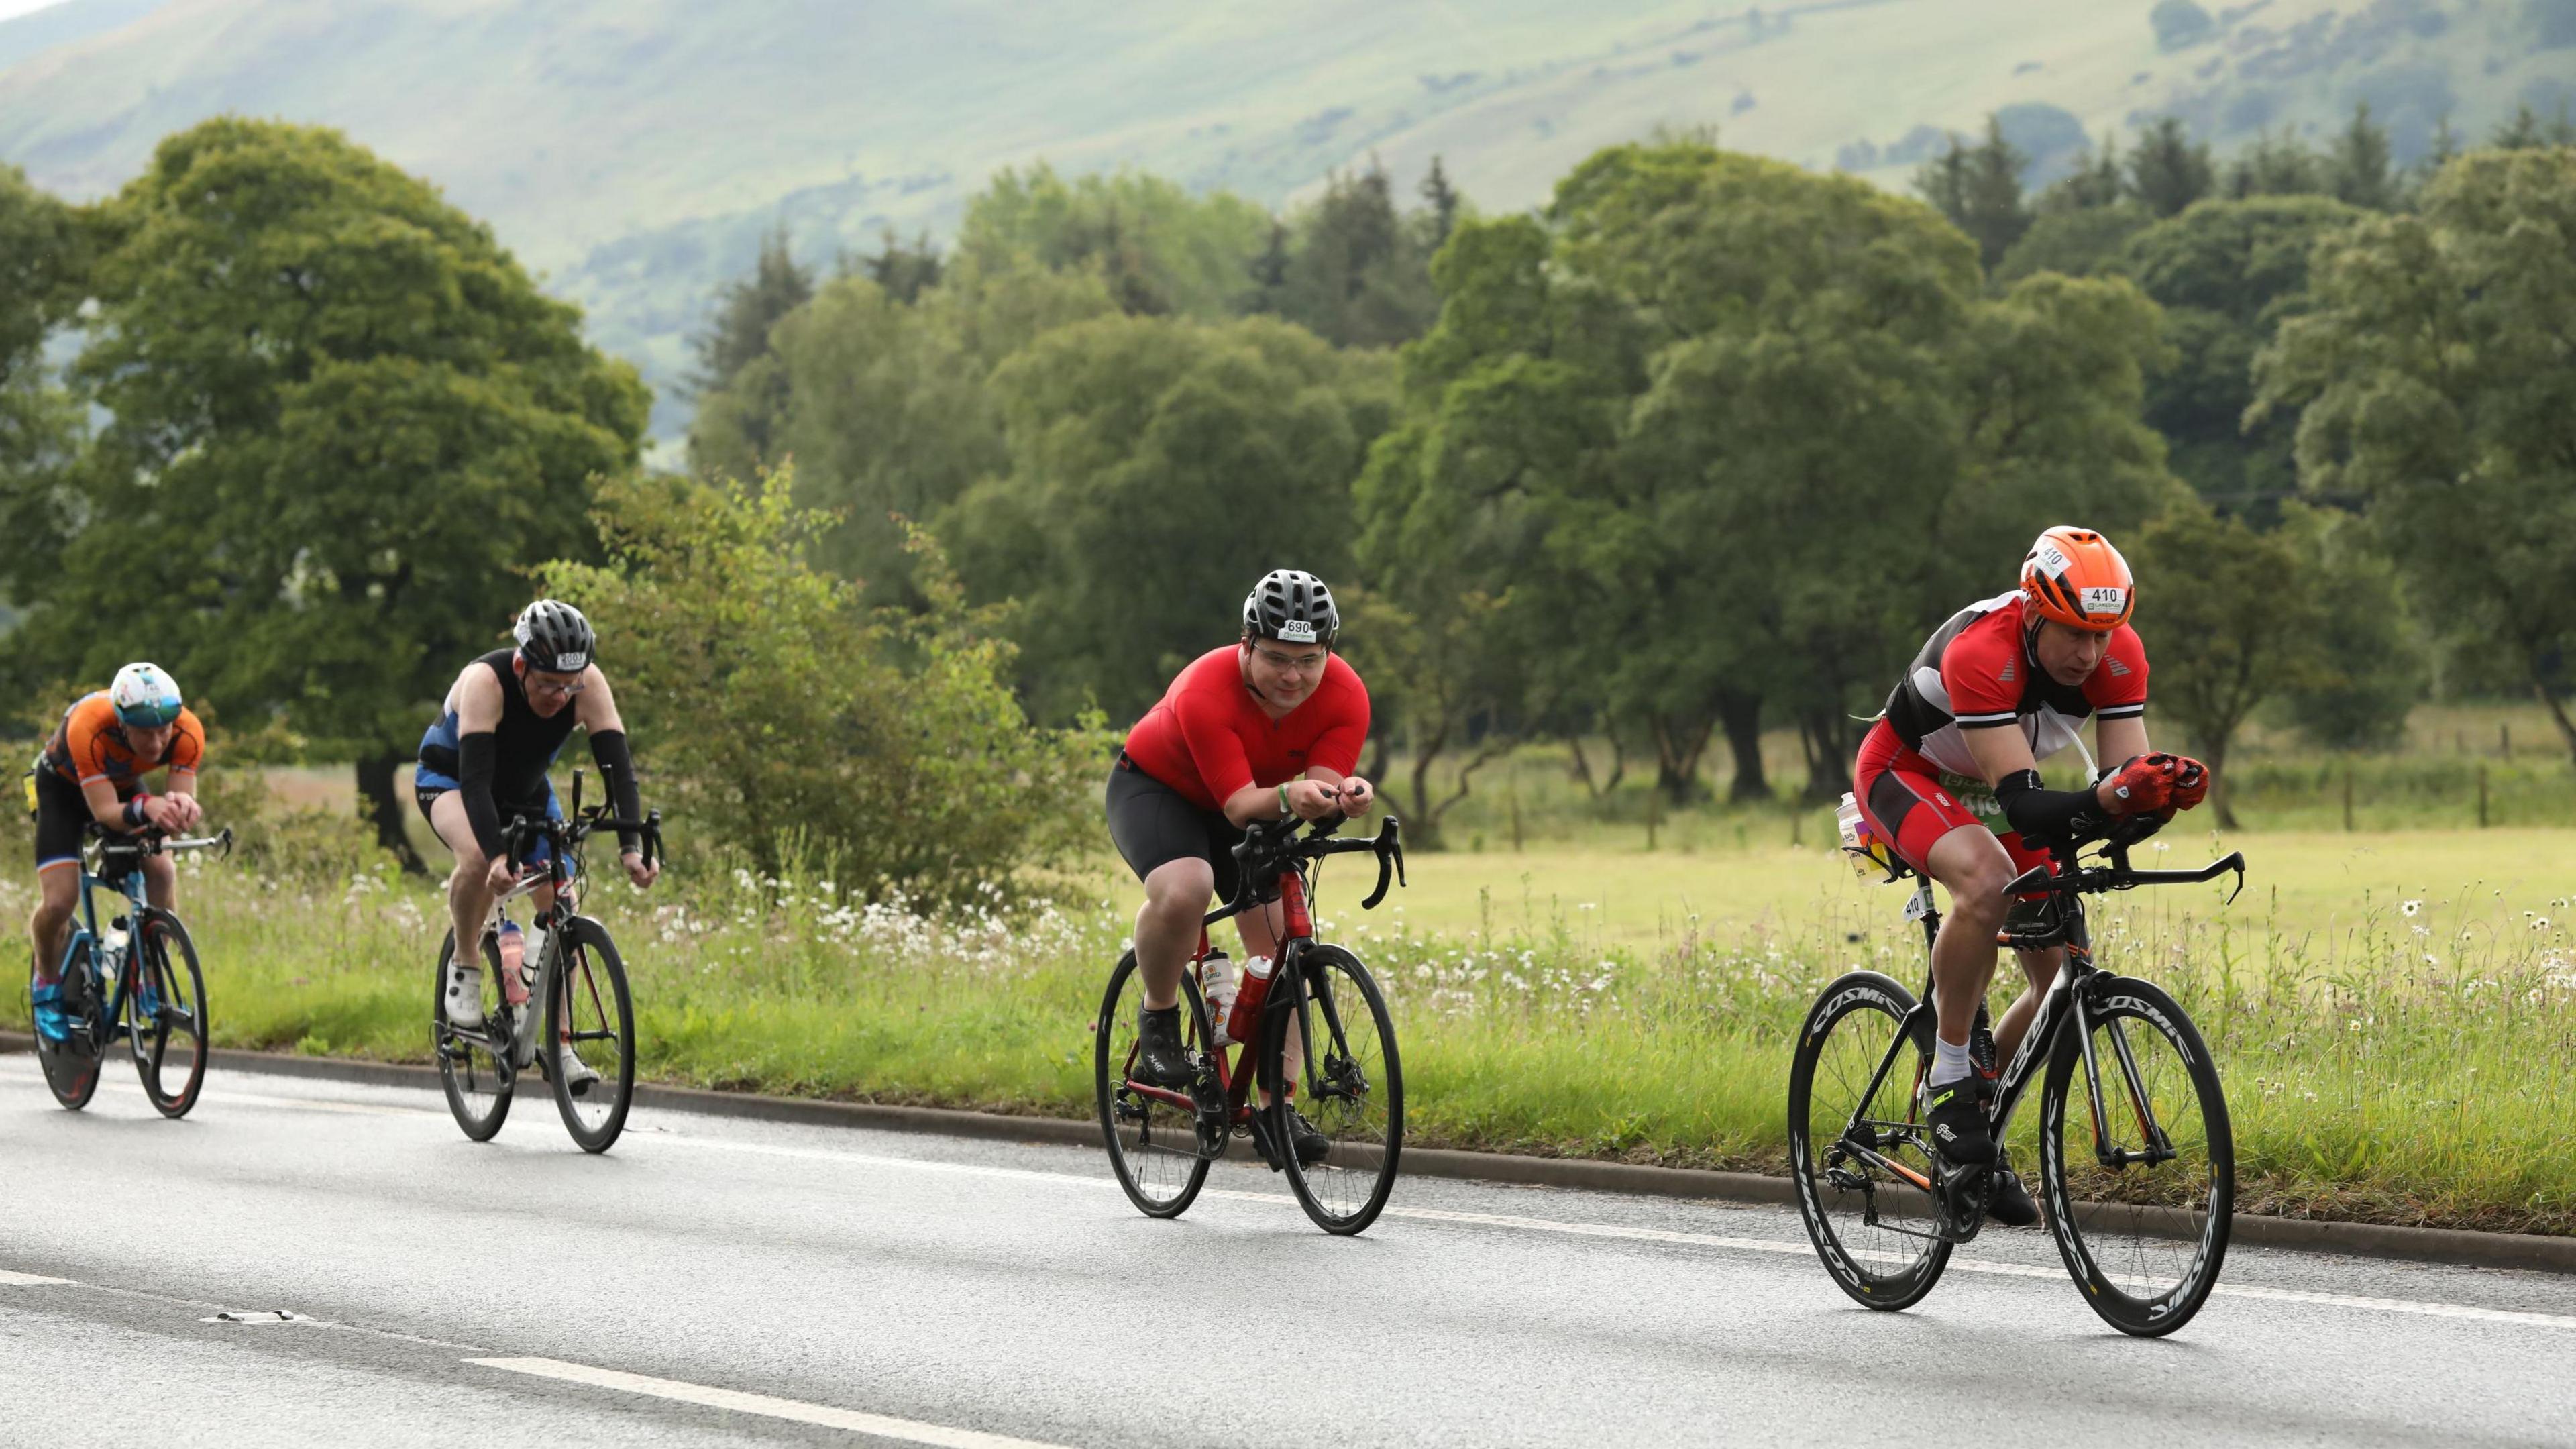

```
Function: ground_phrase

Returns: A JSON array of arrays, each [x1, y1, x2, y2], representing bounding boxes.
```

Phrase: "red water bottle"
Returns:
[[497, 920, 529, 1006], [1224, 955, 1276, 1046]]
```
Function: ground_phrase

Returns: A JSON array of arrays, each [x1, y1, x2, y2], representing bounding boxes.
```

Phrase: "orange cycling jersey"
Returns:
[[42, 692, 205, 799]]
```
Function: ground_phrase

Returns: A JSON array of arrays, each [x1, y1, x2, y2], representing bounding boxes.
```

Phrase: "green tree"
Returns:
[[1419, 154, 1463, 250], [0, 119, 648, 862], [1994, 202, 2153, 282], [2127, 117, 2216, 217], [688, 223, 812, 396], [2116, 195, 2365, 513], [2256, 148, 2576, 761], [941, 313, 1396, 722], [2223, 129, 2330, 199], [1367, 143, 2176, 807], [2037, 133, 2126, 212], [1276, 161, 1441, 349], [539, 470, 1097, 897], [1913, 117, 2031, 272], [2277, 504, 2422, 751], [954, 164, 1271, 320], [2130, 502, 2327, 827], [2328, 103, 2400, 211], [0, 164, 85, 527], [858, 228, 943, 304]]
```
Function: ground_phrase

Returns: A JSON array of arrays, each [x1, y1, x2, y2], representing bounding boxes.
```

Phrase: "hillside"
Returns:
[[1, 0, 2565, 435]]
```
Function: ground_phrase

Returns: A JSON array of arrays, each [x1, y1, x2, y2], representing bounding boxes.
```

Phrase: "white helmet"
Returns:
[[110, 661, 184, 728]]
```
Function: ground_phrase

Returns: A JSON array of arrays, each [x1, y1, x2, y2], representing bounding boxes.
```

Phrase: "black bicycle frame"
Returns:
[[1829, 841, 2237, 1225]]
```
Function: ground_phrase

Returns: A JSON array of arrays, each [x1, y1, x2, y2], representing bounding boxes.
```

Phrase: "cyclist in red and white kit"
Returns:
[[1852, 527, 2209, 1223], [1106, 569, 1373, 1169]]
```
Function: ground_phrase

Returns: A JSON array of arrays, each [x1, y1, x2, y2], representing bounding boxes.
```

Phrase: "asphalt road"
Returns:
[[2, 1056, 2571, 1448]]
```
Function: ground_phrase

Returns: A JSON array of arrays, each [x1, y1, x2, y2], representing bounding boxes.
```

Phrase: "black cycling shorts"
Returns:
[[32, 767, 98, 871], [1104, 753, 1243, 904]]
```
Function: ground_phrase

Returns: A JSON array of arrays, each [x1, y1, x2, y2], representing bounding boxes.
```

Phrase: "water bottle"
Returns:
[[101, 917, 130, 977], [1199, 951, 1238, 1044], [1224, 955, 1276, 1047], [496, 920, 529, 1006]]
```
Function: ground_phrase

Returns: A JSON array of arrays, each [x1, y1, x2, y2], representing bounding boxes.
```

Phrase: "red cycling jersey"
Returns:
[[1878, 590, 2147, 778], [1121, 647, 1370, 812]]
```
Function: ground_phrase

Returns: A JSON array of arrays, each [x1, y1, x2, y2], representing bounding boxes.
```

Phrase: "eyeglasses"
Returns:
[[1251, 646, 1328, 673], [527, 675, 588, 700]]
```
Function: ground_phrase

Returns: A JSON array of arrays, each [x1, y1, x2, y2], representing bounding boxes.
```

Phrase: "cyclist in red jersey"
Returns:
[[1108, 569, 1374, 1167], [1851, 527, 2210, 1222]]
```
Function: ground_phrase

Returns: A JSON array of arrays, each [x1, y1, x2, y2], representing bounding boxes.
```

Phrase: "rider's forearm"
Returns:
[[455, 732, 507, 860], [1220, 781, 1289, 830], [588, 729, 643, 853], [1994, 768, 2110, 846]]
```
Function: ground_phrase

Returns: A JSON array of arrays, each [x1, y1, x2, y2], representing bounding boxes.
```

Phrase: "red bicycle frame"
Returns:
[[1120, 871, 1311, 1126]]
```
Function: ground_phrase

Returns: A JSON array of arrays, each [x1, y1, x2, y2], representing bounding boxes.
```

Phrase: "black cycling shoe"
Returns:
[[1131, 1005, 1193, 1088], [1986, 1167, 2040, 1227], [1925, 1077, 1998, 1167], [1248, 1108, 1329, 1171]]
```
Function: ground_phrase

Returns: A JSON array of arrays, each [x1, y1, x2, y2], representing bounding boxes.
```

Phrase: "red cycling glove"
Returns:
[[2164, 755, 2210, 810], [2101, 755, 2176, 816]]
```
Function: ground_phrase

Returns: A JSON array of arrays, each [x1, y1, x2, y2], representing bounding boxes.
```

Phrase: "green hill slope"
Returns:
[[2, 0, 2564, 433]]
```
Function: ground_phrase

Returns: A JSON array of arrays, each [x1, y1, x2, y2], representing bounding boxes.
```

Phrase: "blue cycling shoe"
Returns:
[[30, 979, 70, 1044]]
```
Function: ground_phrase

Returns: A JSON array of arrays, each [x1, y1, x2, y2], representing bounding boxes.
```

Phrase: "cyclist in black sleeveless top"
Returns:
[[415, 600, 659, 1038]]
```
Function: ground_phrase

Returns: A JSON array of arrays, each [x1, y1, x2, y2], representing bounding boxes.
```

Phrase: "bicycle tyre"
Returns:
[[1094, 949, 1214, 1218], [36, 942, 102, 1112], [545, 917, 635, 1154], [2037, 975, 2233, 1338], [1787, 971, 1951, 1311], [128, 908, 209, 1118], [1268, 945, 1403, 1236], [433, 927, 513, 1141]]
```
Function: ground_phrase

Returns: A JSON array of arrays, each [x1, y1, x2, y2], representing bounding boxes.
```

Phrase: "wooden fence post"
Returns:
[[2479, 764, 2490, 828], [2343, 766, 2355, 833]]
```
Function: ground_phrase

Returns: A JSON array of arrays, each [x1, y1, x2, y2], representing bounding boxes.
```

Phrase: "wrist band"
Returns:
[[123, 793, 152, 828], [1278, 783, 1292, 818]]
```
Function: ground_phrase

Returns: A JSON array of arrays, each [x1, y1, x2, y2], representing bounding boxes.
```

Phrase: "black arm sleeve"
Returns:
[[1993, 768, 2109, 847], [588, 729, 644, 853], [456, 731, 506, 861]]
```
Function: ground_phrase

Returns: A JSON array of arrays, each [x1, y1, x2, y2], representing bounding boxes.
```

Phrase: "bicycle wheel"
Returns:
[[545, 918, 635, 1154], [2038, 976, 2233, 1337], [35, 944, 102, 1112], [1267, 945, 1402, 1236], [1787, 971, 1951, 1310], [127, 908, 208, 1118], [433, 927, 513, 1140], [1094, 949, 1214, 1218]]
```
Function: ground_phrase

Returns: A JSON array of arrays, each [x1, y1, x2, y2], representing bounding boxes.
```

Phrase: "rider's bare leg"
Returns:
[[28, 863, 79, 984], [1992, 944, 2065, 1065], [1133, 856, 1213, 1012], [428, 792, 555, 959], [1924, 825, 2019, 1052]]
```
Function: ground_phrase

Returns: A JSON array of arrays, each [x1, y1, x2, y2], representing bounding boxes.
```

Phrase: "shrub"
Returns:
[[540, 468, 1104, 905]]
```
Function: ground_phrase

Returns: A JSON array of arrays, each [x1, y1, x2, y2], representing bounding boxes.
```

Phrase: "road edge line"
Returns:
[[6, 1032, 2569, 1275]]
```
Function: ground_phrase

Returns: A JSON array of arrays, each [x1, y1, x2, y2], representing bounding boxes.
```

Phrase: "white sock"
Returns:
[[1930, 1034, 1972, 1089]]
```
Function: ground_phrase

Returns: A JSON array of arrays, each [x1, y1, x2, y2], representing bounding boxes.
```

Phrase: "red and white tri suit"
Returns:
[[1852, 590, 2149, 877]]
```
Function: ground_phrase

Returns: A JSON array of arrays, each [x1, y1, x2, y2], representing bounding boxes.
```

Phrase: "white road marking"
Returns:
[[465, 1357, 1076, 1447], [0, 1269, 75, 1286], [21, 1062, 2572, 1336]]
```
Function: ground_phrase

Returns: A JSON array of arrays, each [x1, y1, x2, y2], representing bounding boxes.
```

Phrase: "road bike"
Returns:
[[432, 767, 661, 1153], [32, 826, 229, 1117], [1788, 817, 2240, 1336], [1095, 812, 1407, 1235]]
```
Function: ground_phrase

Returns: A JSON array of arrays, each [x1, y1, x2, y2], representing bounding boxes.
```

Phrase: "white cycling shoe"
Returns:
[[444, 963, 486, 1032], [554, 1042, 601, 1097]]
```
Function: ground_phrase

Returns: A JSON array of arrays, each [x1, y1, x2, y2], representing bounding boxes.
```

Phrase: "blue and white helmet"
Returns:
[[109, 662, 183, 728]]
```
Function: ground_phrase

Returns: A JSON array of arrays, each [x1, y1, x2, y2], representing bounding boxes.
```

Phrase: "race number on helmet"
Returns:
[[2018, 526, 2135, 633], [1243, 569, 1340, 648], [109, 662, 184, 728], [513, 599, 596, 673]]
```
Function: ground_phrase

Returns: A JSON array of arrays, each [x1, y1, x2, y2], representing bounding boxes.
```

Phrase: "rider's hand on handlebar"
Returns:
[[2098, 753, 2186, 817], [144, 793, 201, 833], [1282, 779, 1346, 821], [1334, 775, 1375, 814], [621, 849, 660, 889], [484, 853, 528, 895], [2163, 755, 2210, 810]]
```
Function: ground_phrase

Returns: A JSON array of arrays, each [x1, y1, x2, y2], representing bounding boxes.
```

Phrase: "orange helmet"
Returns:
[[2019, 526, 2135, 632]]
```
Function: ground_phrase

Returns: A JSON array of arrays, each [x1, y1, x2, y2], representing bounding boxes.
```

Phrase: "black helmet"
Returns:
[[1242, 569, 1339, 648], [513, 599, 596, 673]]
